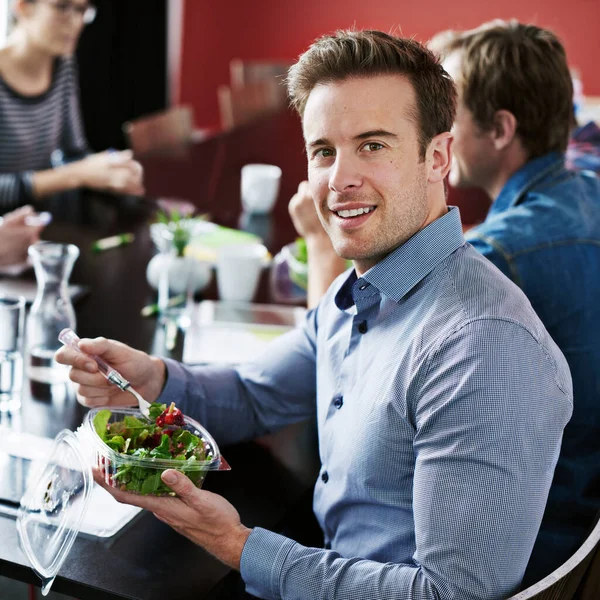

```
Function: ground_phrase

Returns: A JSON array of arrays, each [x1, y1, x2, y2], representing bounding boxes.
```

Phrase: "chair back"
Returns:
[[123, 105, 195, 156], [507, 515, 600, 600], [229, 59, 291, 88], [218, 80, 286, 130]]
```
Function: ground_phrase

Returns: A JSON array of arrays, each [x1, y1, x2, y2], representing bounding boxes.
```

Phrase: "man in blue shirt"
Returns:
[[434, 20, 600, 584], [57, 30, 572, 599]]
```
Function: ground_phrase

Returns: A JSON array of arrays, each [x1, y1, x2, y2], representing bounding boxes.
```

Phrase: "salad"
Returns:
[[93, 402, 211, 496]]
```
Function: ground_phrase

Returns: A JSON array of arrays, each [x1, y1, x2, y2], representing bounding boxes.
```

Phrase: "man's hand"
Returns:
[[95, 468, 252, 570], [54, 337, 166, 408], [0, 206, 45, 267]]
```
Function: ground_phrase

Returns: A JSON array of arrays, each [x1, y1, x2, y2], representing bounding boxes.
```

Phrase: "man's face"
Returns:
[[443, 51, 497, 189], [303, 74, 440, 275]]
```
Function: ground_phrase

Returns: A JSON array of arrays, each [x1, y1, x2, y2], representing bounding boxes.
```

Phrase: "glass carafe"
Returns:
[[27, 242, 79, 383]]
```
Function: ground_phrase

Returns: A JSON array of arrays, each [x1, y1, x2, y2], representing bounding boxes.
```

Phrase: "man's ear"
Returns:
[[491, 110, 518, 151], [427, 132, 453, 184]]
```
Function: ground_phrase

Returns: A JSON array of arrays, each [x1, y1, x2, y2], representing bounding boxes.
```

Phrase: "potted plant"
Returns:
[[146, 211, 212, 318]]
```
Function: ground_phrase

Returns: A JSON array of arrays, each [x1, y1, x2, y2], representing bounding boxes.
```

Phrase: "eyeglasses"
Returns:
[[34, 0, 97, 25]]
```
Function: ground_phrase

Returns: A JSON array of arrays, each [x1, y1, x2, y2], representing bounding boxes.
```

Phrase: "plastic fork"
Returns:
[[58, 328, 151, 417]]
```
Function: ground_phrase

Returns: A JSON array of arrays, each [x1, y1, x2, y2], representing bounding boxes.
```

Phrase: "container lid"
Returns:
[[16, 429, 92, 597], [17, 406, 229, 596]]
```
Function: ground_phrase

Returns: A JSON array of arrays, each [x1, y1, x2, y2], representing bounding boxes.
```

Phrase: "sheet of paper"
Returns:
[[183, 300, 306, 365]]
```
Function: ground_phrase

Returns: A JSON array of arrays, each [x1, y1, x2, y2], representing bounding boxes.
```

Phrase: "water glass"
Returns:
[[0, 296, 25, 412]]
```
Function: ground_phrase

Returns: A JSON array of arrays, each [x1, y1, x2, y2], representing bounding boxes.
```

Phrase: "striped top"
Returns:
[[0, 56, 88, 214]]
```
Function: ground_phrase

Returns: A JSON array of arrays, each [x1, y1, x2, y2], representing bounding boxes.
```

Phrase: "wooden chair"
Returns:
[[507, 514, 600, 599], [229, 59, 291, 88], [217, 80, 286, 130], [122, 105, 196, 157]]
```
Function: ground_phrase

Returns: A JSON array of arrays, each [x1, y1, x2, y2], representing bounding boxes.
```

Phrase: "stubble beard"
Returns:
[[327, 177, 429, 266]]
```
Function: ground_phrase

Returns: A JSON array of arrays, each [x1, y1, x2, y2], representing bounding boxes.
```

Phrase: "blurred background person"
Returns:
[[434, 21, 600, 584], [0, 0, 144, 215]]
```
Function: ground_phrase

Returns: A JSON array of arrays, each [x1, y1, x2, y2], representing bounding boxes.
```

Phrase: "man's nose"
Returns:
[[328, 154, 362, 194]]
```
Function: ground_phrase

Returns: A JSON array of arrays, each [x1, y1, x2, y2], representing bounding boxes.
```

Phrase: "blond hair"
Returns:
[[430, 20, 574, 157]]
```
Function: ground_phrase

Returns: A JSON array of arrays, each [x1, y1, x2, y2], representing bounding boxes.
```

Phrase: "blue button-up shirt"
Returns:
[[466, 153, 600, 583], [162, 207, 572, 600]]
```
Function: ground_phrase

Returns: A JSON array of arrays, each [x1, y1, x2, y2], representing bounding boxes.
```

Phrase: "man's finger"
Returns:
[[153, 512, 175, 526], [160, 469, 199, 505], [298, 180, 310, 196], [93, 467, 172, 512], [55, 346, 98, 373]]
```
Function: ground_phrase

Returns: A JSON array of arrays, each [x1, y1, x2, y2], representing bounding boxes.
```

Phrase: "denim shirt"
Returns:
[[161, 207, 572, 600], [466, 152, 600, 581]]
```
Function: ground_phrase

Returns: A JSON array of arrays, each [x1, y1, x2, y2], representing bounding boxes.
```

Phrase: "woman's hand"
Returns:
[[71, 150, 145, 196], [0, 205, 45, 266]]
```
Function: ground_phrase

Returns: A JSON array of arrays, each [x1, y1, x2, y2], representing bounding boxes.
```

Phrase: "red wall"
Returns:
[[178, 0, 600, 129]]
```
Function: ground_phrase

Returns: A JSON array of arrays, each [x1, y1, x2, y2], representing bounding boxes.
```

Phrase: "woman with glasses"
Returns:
[[0, 0, 144, 215]]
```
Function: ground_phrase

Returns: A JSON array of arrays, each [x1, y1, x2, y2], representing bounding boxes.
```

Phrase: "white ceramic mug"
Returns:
[[216, 243, 269, 302], [241, 164, 282, 214]]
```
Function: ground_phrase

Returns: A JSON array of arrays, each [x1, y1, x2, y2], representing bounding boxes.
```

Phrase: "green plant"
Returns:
[[155, 209, 190, 257]]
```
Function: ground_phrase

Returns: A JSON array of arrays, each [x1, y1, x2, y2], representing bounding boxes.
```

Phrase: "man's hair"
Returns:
[[286, 29, 457, 159], [429, 20, 574, 157]]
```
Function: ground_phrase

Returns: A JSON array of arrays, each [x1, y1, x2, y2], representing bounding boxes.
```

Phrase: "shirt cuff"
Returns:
[[20, 172, 35, 204], [158, 358, 190, 404], [240, 527, 297, 600]]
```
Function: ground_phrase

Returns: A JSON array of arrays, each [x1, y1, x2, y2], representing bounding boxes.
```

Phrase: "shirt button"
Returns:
[[358, 320, 368, 334], [321, 471, 329, 483], [333, 396, 343, 409], [359, 284, 368, 290]]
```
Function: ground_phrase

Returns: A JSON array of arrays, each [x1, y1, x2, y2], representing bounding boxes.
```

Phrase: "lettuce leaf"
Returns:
[[93, 410, 111, 442]]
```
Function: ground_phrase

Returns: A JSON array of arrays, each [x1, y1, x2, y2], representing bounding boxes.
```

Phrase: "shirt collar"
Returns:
[[335, 206, 465, 309], [490, 152, 565, 216]]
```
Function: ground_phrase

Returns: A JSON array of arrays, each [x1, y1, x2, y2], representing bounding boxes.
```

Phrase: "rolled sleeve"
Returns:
[[0, 172, 34, 214]]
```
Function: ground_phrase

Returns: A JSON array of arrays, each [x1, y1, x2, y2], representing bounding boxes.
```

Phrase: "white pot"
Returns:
[[146, 254, 212, 293]]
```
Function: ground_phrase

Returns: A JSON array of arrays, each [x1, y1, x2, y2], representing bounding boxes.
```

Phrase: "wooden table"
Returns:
[[0, 191, 320, 600]]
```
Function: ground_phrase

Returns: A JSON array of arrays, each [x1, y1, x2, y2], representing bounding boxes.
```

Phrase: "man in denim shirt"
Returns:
[[58, 31, 572, 599], [435, 20, 600, 584]]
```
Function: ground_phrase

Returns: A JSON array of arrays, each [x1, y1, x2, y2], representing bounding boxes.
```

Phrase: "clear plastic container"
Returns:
[[17, 406, 229, 596], [84, 407, 226, 496]]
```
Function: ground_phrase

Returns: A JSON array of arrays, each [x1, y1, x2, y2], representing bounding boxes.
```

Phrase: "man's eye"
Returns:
[[363, 142, 384, 152], [314, 148, 334, 158]]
